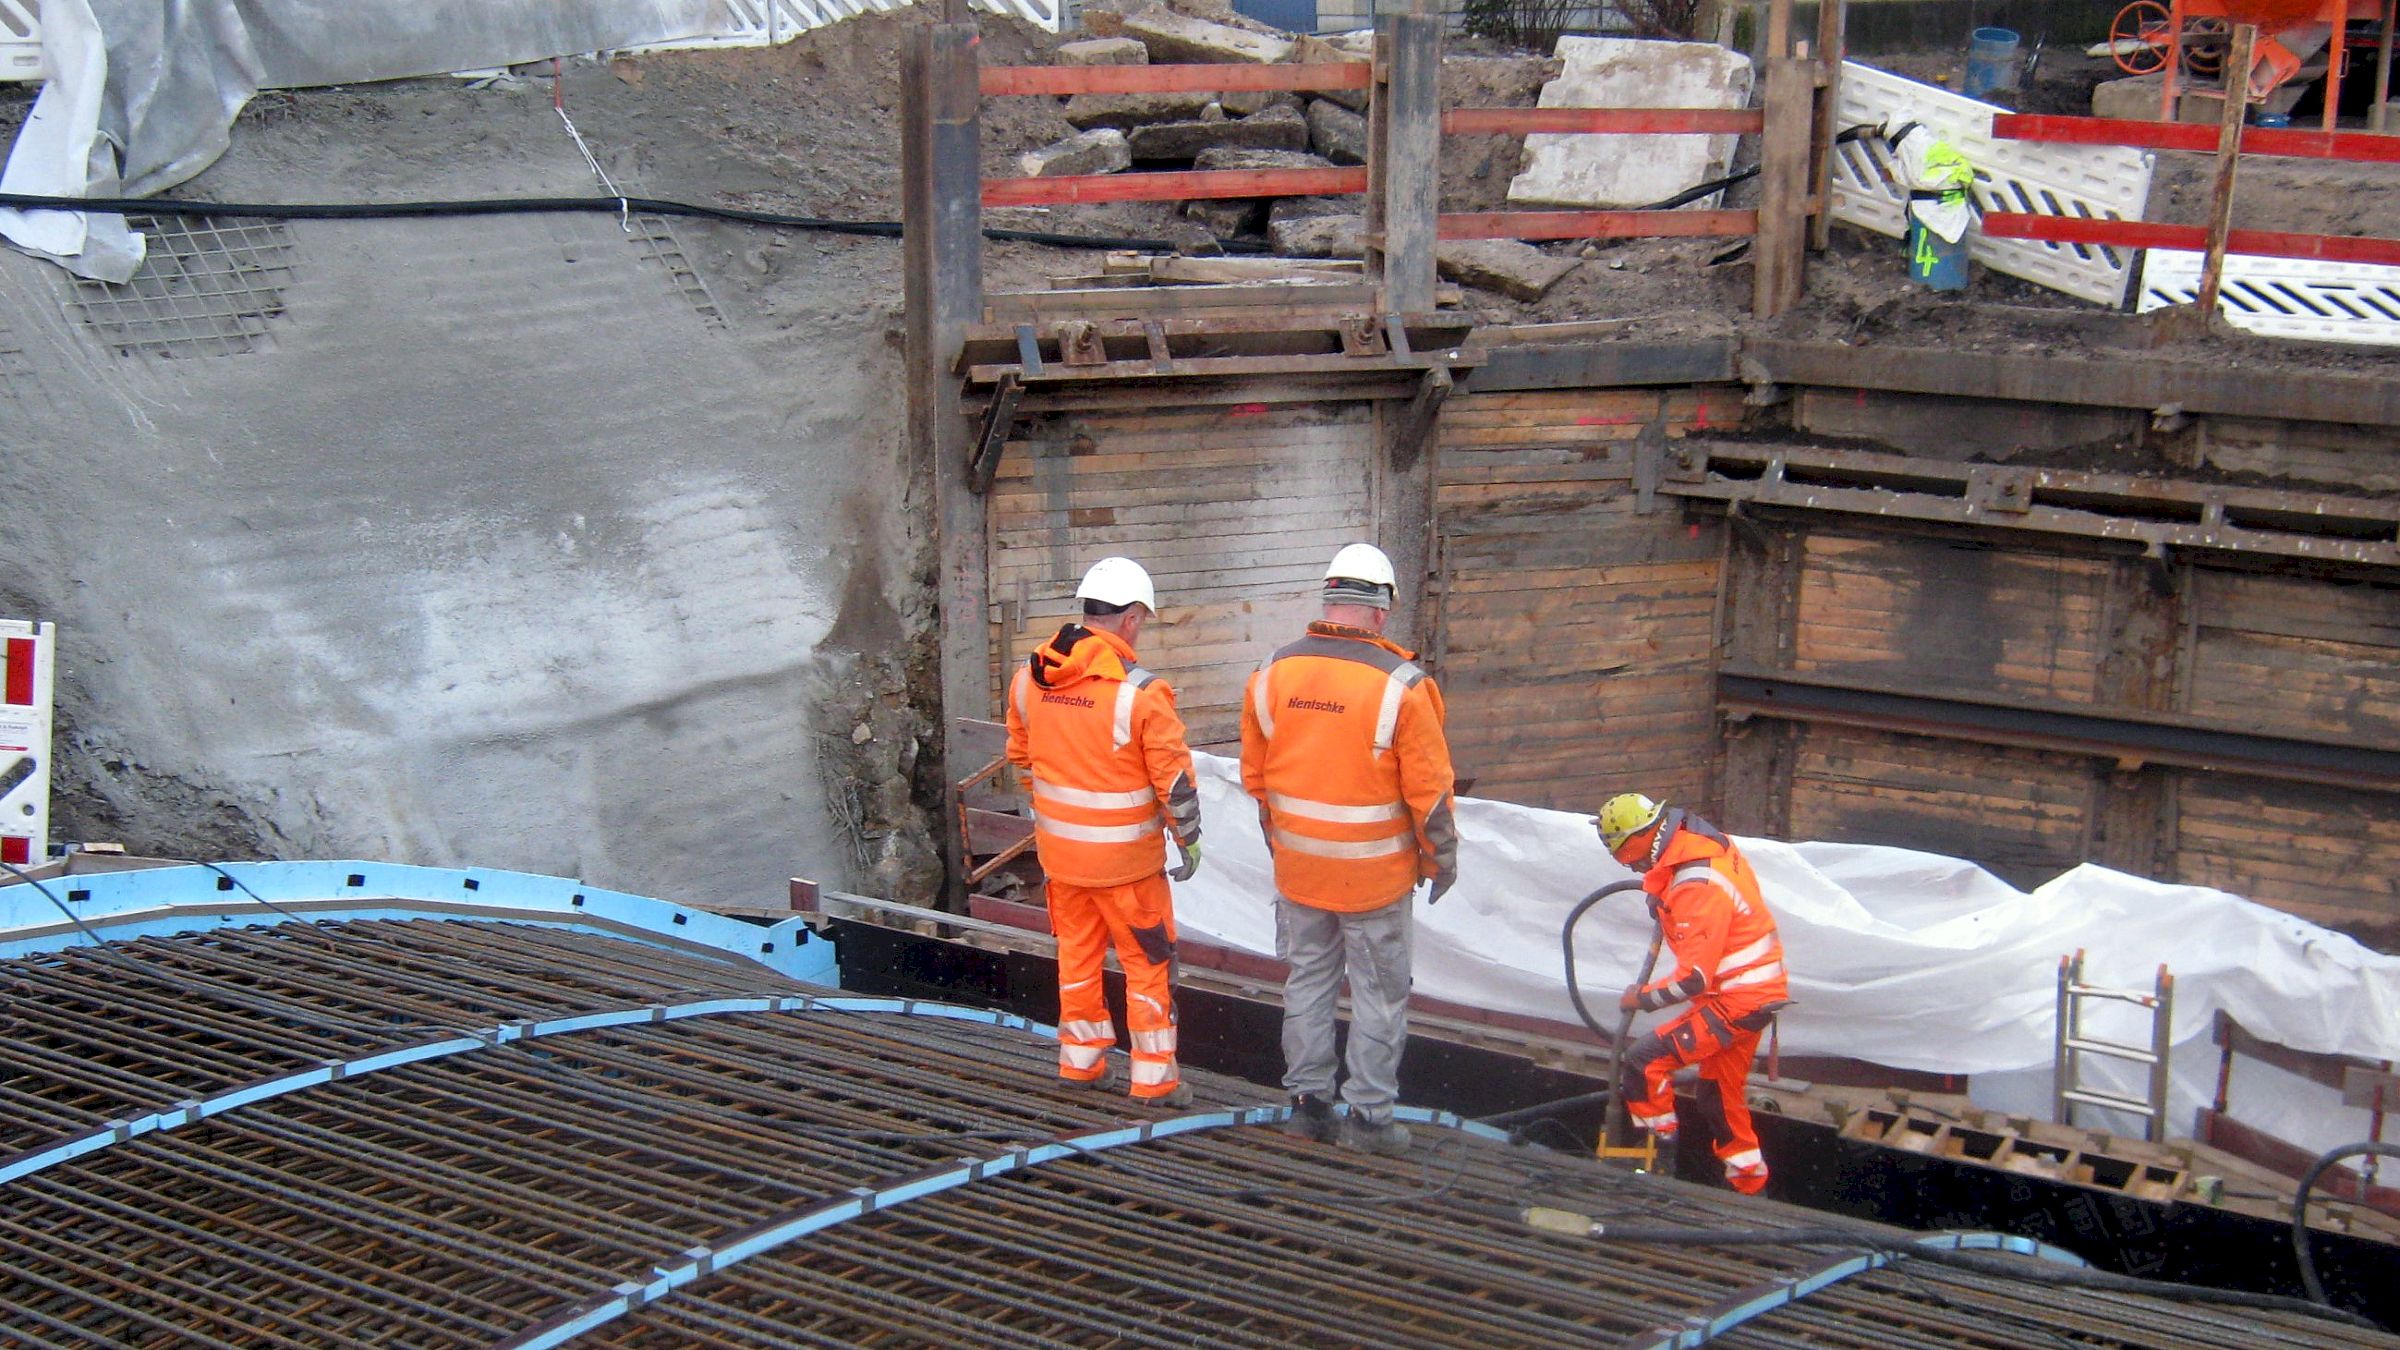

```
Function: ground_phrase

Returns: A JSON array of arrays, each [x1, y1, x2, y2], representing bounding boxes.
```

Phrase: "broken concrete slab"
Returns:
[[1183, 197, 1264, 237], [2091, 74, 2164, 121], [1123, 5, 1294, 64], [1508, 37, 1753, 209], [1128, 103, 1308, 159], [1436, 239, 1578, 301], [1269, 212, 1366, 258], [1064, 90, 1218, 130], [1219, 88, 1301, 118], [1293, 34, 1374, 112], [1057, 37, 1150, 67], [1020, 129, 1133, 178], [1306, 99, 1367, 166], [1194, 147, 1335, 172], [1269, 195, 1354, 228]]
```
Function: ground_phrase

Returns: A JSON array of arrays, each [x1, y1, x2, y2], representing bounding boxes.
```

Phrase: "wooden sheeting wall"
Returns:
[[1785, 725, 2097, 885], [986, 403, 1377, 747], [2175, 569, 2400, 938], [1431, 387, 1741, 813]]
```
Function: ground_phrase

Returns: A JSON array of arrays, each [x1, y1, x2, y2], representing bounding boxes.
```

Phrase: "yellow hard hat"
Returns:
[[1595, 792, 1665, 854]]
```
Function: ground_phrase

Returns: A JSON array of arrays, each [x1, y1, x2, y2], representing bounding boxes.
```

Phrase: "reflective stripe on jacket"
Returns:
[[1637, 816, 1789, 1017], [1006, 624, 1200, 888], [1239, 621, 1456, 912]]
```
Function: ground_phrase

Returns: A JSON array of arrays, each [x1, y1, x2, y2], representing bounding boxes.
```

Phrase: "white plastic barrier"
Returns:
[[0, 620, 53, 868], [0, 0, 38, 82], [1830, 61, 2155, 307], [2139, 248, 2400, 346]]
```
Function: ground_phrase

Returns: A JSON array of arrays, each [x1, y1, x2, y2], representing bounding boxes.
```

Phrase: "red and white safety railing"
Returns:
[[0, 620, 53, 867]]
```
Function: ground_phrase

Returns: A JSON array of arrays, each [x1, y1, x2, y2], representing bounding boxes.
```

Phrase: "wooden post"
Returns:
[[1367, 12, 1442, 314], [1764, 0, 1793, 59], [2193, 24, 2256, 331], [1752, 57, 1813, 318], [903, 21, 987, 908], [1807, 0, 1846, 250], [2374, 0, 2396, 134]]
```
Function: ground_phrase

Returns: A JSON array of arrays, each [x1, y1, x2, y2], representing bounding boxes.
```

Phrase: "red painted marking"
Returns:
[[1689, 523, 1702, 538], [984, 166, 1365, 208], [1694, 404, 1711, 429], [1443, 107, 1764, 136], [1992, 113, 2400, 165], [980, 63, 1370, 96], [1228, 402, 1269, 417], [0, 837, 26, 866], [1980, 213, 2400, 269], [3, 639, 31, 707]]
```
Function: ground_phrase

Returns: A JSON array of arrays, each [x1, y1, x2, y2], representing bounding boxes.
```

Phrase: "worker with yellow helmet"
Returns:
[[1596, 791, 1791, 1193]]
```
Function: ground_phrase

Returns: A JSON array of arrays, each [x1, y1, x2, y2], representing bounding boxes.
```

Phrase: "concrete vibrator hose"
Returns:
[[1561, 880, 1659, 1151]]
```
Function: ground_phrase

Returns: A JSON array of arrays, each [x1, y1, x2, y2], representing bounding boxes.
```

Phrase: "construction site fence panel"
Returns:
[[2137, 248, 2400, 346]]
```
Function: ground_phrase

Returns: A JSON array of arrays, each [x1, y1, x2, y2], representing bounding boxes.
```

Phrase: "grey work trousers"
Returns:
[[1275, 893, 1413, 1125]]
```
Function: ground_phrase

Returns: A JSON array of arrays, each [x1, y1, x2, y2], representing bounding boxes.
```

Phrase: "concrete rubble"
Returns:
[[1122, 5, 1294, 64], [1436, 239, 1579, 301], [1020, 128, 1134, 178], [1305, 99, 1367, 166], [1056, 37, 1150, 67], [1064, 90, 1217, 130], [1127, 102, 1308, 158], [1508, 36, 1752, 209], [1269, 212, 1366, 257]]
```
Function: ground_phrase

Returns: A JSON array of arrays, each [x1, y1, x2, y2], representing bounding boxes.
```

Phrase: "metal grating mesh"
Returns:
[[68, 215, 297, 358], [627, 212, 725, 327], [0, 325, 28, 398]]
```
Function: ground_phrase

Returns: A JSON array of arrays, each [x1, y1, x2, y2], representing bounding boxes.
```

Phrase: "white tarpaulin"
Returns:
[[1176, 752, 2400, 1160], [1, 0, 727, 280]]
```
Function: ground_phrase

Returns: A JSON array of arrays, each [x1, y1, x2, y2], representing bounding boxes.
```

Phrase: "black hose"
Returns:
[[2291, 1140, 2400, 1306], [1563, 880, 1646, 1047], [0, 189, 1233, 254]]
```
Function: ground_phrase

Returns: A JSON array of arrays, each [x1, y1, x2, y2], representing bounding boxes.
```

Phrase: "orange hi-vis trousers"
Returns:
[[1049, 873, 1180, 1100], [1621, 1000, 1774, 1195]]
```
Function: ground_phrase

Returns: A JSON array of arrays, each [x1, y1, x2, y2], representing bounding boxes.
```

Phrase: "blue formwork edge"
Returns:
[[0, 858, 835, 983]]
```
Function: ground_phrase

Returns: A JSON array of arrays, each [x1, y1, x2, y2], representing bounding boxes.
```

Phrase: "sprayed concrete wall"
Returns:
[[0, 71, 933, 908]]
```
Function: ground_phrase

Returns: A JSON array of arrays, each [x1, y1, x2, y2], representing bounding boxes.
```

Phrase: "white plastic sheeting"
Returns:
[[1174, 752, 2400, 1159], [1, 0, 727, 280]]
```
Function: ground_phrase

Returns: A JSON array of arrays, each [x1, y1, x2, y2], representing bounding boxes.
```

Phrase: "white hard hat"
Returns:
[[1076, 556, 1156, 612], [1323, 543, 1396, 608]]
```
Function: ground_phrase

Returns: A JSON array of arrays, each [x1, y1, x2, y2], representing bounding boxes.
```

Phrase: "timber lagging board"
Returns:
[[985, 402, 1378, 748], [1431, 387, 1741, 814]]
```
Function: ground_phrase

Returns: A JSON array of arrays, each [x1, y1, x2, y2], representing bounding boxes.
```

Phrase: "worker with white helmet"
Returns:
[[1239, 543, 1457, 1154], [1006, 556, 1203, 1106]]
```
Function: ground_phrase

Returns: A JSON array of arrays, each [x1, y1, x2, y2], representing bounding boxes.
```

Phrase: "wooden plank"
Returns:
[[1438, 210, 1754, 242], [1375, 13, 1443, 314], [1442, 107, 1764, 135], [1751, 57, 1813, 318], [979, 62, 1372, 96], [1460, 342, 1740, 393], [982, 283, 1383, 321], [984, 166, 1368, 208], [970, 350, 1472, 385]]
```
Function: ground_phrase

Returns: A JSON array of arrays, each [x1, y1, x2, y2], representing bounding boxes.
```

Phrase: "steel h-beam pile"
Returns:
[[0, 913, 2388, 1347]]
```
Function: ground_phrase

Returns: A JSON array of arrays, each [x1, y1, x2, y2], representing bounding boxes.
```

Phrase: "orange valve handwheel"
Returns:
[[2110, 0, 2174, 74]]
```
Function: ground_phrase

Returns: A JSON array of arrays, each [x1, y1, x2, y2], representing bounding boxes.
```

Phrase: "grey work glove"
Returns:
[[1426, 871, 1455, 906], [1170, 838, 1202, 882]]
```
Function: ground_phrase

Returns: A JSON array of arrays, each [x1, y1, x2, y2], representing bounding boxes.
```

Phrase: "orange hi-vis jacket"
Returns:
[[1630, 817, 1790, 1019], [1239, 621, 1457, 912], [1006, 625, 1201, 889]]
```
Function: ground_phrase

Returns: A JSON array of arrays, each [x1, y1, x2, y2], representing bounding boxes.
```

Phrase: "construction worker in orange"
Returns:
[[1006, 557, 1204, 1107], [1241, 544, 1457, 1155], [1596, 792, 1792, 1194]]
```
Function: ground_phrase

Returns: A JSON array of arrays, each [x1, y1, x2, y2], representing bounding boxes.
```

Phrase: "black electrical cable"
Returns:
[[0, 188, 1259, 254], [2291, 1140, 2400, 1307]]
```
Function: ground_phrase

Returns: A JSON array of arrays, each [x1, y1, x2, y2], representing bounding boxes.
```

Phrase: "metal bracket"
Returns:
[[1967, 466, 2035, 515], [967, 372, 1022, 496], [1389, 366, 1451, 472], [1338, 313, 1388, 357], [1058, 320, 1106, 367], [1012, 324, 1047, 376]]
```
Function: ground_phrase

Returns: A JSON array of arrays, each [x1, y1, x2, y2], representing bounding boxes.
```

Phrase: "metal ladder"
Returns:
[[2053, 950, 2175, 1143]]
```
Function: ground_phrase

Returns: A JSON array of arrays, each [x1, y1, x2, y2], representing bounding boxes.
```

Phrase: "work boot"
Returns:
[[1645, 1132, 1679, 1180], [1282, 1092, 1339, 1143], [1344, 1115, 1412, 1157], [1135, 1081, 1193, 1109], [1073, 1062, 1123, 1093]]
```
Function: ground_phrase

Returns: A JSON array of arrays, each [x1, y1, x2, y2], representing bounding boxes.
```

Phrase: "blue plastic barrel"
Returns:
[[1962, 27, 2022, 99], [1907, 217, 1970, 292]]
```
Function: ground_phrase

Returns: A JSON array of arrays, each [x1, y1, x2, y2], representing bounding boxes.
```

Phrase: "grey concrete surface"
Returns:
[[0, 83, 917, 909]]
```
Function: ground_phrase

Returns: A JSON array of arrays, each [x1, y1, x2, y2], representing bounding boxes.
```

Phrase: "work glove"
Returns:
[[1618, 984, 1647, 1013], [1426, 871, 1455, 906], [1170, 838, 1202, 882]]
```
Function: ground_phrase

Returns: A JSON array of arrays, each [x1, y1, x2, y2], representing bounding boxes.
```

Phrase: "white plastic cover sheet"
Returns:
[[1175, 752, 2400, 1161], [1, 0, 727, 280]]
